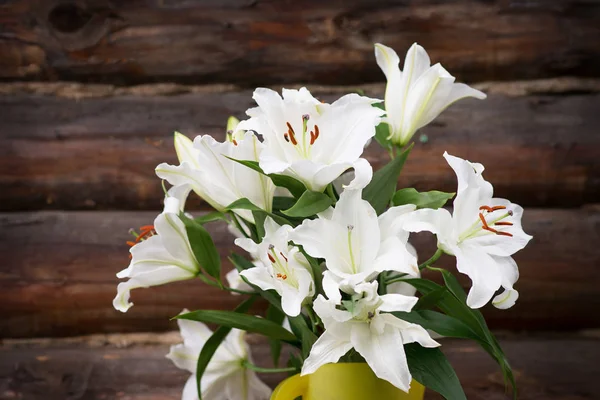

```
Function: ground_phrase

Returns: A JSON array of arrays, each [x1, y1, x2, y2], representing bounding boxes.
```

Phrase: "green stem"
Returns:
[[418, 248, 444, 271], [242, 361, 297, 374]]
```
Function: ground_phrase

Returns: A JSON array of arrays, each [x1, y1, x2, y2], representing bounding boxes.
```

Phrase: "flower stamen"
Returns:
[[127, 225, 156, 258], [310, 125, 320, 145], [285, 122, 298, 145], [479, 213, 513, 237], [494, 221, 513, 226]]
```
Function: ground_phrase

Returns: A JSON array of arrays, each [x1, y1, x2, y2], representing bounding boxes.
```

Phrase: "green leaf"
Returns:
[[392, 188, 455, 209], [407, 275, 516, 398], [414, 286, 448, 310], [176, 310, 299, 343], [282, 190, 332, 217], [405, 344, 467, 400], [194, 296, 255, 400], [193, 211, 229, 225], [225, 157, 263, 174], [225, 157, 307, 198], [393, 310, 482, 342], [252, 210, 267, 241], [287, 353, 302, 375], [272, 196, 297, 212], [229, 253, 255, 272], [288, 314, 317, 359], [373, 103, 393, 150], [437, 270, 517, 398], [226, 198, 292, 227], [180, 214, 221, 280], [225, 198, 262, 211], [363, 143, 413, 214], [270, 174, 307, 198], [266, 305, 285, 367]]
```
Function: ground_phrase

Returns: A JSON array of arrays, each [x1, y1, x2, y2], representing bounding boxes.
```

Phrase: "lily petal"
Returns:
[[301, 330, 354, 376], [493, 288, 519, 310], [455, 244, 503, 309], [378, 294, 418, 313], [351, 323, 412, 392], [240, 266, 276, 292]]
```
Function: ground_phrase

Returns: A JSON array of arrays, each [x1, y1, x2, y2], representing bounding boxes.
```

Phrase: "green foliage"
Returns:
[[193, 211, 229, 225], [405, 275, 517, 398], [405, 344, 467, 400], [225, 197, 291, 227], [282, 190, 332, 218], [176, 310, 299, 344], [392, 188, 455, 209], [180, 214, 221, 280], [363, 143, 413, 214]]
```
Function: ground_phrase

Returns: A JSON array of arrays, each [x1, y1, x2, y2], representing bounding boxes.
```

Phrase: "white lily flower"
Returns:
[[302, 282, 439, 392], [237, 87, 384, 192], [156, 130, 275, 223], [235, 216, 314, 317], [167, 311, 272, 400], [289, 188, 418, 303], [402, 152, 532, 309], [113, 196, 200, 312], [374, 43, 486, 146]]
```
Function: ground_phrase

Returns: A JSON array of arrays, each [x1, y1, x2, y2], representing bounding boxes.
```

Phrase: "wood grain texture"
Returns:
[[1, 207, 599, 338], [2, 80, 599, 211], [1, 333, 599, 399], [1, 0, 599, 85]]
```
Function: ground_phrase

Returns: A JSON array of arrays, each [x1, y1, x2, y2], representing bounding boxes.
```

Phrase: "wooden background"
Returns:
[[1, 0, 599, 398]]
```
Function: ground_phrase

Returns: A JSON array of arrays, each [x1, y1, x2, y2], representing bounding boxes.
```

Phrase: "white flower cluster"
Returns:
[[113, 43, 531, 399]]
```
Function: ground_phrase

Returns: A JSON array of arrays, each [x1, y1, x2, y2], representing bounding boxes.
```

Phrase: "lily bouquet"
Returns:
[[113, 43, 531, 400]]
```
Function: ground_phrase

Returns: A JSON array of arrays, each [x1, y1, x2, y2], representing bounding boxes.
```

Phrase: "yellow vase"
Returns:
[[271, 363, 425, 400]]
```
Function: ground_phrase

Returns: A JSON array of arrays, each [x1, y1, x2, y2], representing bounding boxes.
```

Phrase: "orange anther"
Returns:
[[282, 274, 287, 280], [280, 252, 288, 262], [495, 222, 513, 226], [480, 213, 513, 237], [140, 225, 154, 231], [490, 206, 507, 212], [136, 229, 154, 242], [232, 139, 238, 146], [479, 205, 493, 212], [286, 122, 298, 145], [268, 254, 276, 263], [310, 125, 320, 145], [126, 241, 136, 247], [478, 213, 490, 229]]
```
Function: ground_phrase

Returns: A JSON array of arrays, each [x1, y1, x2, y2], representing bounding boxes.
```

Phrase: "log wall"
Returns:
[[1, 0, 599, 340]]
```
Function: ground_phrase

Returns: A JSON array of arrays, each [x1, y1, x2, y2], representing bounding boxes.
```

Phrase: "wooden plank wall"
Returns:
[[1, 0, 599, 339]]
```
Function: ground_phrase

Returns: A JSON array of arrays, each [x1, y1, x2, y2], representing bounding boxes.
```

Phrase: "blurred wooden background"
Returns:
[[1, 0, 599, 399]]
